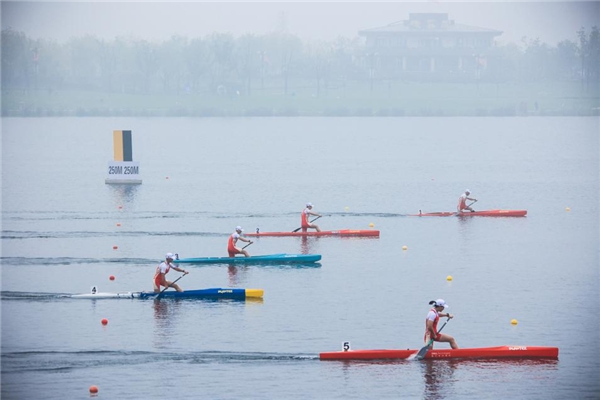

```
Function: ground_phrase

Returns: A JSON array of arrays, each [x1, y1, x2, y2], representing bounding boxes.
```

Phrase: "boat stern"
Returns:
[[245, 289, 264, 299]]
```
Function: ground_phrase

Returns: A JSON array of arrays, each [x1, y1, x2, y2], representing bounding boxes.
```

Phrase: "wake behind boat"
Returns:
[[409, 209, 527, 217], [246, 229, 380, 237], [70, 288, 264, 300], [173, 253, 321, 264], [320, 345, 558, 361]]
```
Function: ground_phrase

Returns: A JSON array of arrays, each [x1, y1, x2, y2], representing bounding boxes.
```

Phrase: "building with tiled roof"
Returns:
[[358, 13, 503, 81]]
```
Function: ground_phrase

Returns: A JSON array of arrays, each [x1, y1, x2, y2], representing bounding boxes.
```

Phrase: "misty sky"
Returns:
[[1, 1, 598, 46]]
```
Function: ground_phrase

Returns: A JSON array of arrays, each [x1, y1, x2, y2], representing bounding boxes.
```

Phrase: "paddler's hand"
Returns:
[[183, 270, 189, 275], [447, 313, 453, 319]]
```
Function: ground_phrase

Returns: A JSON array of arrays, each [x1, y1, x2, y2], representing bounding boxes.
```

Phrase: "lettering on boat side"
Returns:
[[430, 353, 452, 358], [218, 290, 233, 294], [508, 346, 527, 350]]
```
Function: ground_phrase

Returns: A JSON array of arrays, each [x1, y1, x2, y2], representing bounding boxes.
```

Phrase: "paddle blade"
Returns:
[[414, 343, 432, 360]]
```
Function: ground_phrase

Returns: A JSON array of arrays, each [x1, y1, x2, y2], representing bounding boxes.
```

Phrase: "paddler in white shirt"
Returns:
[[424, 299, 458, 349], [153, 253, 188, 292], [302, 203, 322, 232], [227, 226, 252, 257], [457, 189, 477, 213]]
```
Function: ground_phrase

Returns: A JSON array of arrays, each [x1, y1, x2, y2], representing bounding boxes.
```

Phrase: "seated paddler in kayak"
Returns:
[[457, 189, 477, 213], [302, 203, 322, 232], [153, 253, 188, 293], [425, 299, 458, 349], [228, 226, 253, 257]]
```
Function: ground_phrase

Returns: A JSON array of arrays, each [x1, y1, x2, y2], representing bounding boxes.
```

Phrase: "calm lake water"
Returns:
[[1, 117, 599, 400]]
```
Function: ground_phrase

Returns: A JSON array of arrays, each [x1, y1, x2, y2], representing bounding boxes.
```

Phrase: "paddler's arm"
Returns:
[[239, 236, 253, 244], [172, 266, 189, 275], [441, 313, 453, 319]]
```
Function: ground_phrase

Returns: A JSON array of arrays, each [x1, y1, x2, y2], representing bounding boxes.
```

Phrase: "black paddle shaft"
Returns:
[[293, 215, 322, 233], [156, 274, 186, 299], [415, 318, 450, 360]]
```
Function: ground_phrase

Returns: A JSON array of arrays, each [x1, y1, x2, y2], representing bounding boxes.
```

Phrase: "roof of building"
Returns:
[[359, 13, 502, 36]]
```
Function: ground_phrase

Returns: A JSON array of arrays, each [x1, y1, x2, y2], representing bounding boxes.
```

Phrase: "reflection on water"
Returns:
[[152, 299, 182, 349], [227, 265, 249, 285], [298, 236, 320, 254], [422, 360, 457, 400], [107, 184, 140, 207], [421, 358, 560, 400]]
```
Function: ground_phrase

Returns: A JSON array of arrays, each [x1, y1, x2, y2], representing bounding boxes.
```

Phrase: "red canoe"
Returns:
[[319, 346, 558, 361], [245, 229, 380, 237], [409, 210, 527, 217]]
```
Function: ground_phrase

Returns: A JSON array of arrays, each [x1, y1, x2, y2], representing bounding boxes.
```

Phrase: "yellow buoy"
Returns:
[[446, 275, 453, 281], [369, 223, 374, 228], [565, 207, 571, 211], [402, 245, 408, 251], [511, 319, 518, 325]]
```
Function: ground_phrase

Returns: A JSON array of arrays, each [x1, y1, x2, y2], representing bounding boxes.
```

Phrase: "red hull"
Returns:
[[319, 346, 558, 360], [246, 229, 380, 237], [409, 210, 527, 217]]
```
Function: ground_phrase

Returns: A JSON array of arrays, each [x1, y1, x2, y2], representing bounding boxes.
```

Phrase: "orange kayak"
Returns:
[[320, 345, 558, 360], [409, 210, 527, 217], [245, 229, 380, 237]]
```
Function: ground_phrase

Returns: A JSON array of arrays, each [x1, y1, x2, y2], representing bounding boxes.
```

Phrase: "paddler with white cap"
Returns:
[[227, 226, 252, 257], [302, 202, 322, 232], [457, 189, 477, 213], [153, 253, 188, 293], [424, 299, 459, 349]]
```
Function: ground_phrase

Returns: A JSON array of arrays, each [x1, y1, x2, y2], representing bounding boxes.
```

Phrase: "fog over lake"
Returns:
[[2, 1, 598, 45]]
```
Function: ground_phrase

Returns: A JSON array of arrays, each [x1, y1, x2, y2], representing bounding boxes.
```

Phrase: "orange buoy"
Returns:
[[109, 275, 115, 281], [101, 318, 108, 325], [89, 385, 99, 394]]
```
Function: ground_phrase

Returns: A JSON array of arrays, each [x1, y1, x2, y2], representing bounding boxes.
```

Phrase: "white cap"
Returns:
[[306, 202, 313, 207], [434, 299, 449, 308], [166, 253, 175, 259], [236, 226, 243, 232]]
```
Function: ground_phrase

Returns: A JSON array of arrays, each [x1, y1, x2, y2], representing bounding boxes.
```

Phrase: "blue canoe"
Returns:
[[71, 288, 264, 300], [173, 253, 321, 264]]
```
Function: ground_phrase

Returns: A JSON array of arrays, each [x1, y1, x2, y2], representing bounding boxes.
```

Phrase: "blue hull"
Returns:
[[137, 288, 263, 300], [173, 253, 321, 264], [70, 288, 263, 300]]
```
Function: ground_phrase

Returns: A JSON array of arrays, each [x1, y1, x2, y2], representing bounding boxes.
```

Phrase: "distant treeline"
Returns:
[[1, 27, 599, 117]]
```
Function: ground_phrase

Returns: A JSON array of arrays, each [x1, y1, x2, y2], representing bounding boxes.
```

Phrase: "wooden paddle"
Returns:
[[155, 274, 186, 299], [293, 216, 321, 233], [414, 318, 450, 360]]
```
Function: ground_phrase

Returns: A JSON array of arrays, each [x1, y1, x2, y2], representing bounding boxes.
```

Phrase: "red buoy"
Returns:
[[89, 385, 99, 394], [101, 318, 108, 325], [109, 275, 115, 281]]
